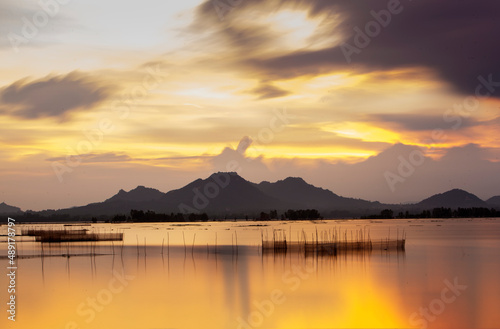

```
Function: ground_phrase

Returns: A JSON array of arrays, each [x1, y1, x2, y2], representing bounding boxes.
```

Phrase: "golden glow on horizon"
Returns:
[[246, 146, 377, 160], [322, 122, 401, 144]]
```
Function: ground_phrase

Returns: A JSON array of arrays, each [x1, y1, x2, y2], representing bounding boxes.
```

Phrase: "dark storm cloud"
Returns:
[[0, 72, 114, 119], [194, 0, 500, 97]]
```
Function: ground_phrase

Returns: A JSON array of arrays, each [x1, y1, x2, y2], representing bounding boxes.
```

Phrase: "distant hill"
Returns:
[[487, 196, 500, 208], [161, 172, 286, 214], [0, 202, 22, 214], [58, 186, 167, 216], [55, 172, 382, 217], [31, 174, 496, 219], [104, 186, 165, 203], [58, 173, 286, 216], [416, 189, 488, 209], [255, 177, 378, 211]]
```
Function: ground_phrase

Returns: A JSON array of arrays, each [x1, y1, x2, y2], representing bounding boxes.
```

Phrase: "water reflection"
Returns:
[[1, 219, 499, 328]]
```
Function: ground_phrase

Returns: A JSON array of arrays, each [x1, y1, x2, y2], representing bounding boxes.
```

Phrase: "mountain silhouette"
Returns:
[[58, 186, 165, 216], [417, 189, 488, 209], [0, 202, 22, 214], [255, 177, 377, 211], [57, 172, 381, 217], [486, 196, 500, 208], [51, 173, 495, 218], [105, 186, 165, 203], [161, 172, 285, 214]]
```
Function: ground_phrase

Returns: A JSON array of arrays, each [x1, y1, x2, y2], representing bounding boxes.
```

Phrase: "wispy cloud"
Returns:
[[0, 71, 114, 120], [248, 83, 291, 100], [368, 113, 476, 132]]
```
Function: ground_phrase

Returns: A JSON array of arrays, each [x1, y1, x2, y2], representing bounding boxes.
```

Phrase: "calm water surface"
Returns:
[[1, 218, 499, 329]]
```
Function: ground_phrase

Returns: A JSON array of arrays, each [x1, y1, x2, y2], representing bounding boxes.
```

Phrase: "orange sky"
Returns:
[[1, 0, 500, 210]]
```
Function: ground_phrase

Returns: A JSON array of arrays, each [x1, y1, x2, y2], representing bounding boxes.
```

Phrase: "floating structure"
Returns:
[[261, 228, 405, 255], [23, 228, 88, 236], [22, 227, 123, 242]]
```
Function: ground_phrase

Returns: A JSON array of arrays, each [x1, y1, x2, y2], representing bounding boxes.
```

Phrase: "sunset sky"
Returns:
[[1, 0, 500, 210]]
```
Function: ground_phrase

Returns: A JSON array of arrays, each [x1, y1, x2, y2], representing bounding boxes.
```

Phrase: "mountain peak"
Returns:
[[486, 195, 500, 207], [259, 176, 308, 186], [256, 176, 351, 210], [209, 171, 240, 178], [105, 186, 165, 203], [163, 171, 282, 213], [418, 188, 487, 209], [447, 188, 470, 194], [0, 202, 22, 214], [283, 176, 306, 183], [132, 185, 149, 191]]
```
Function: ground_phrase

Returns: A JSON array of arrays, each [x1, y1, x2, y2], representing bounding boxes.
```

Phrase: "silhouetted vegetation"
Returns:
[[283, 209, 321, 220], [258, 211, 270, 220], [257, 209, 321, 220], [363, 207, 500, 219], [127, 209, 208, 222], [362, 209, 394, 219], [9, 205, 498, 223]]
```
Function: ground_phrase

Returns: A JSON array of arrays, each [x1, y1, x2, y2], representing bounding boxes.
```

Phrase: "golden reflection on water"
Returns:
[[2, 247, 408, 328], [1, 219, 500, 329]]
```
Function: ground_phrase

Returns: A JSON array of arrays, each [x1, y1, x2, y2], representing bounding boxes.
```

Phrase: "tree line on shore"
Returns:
[[110, 208, 323, 222], [6, 206, 499, 223], [362, 207, 500, 219]]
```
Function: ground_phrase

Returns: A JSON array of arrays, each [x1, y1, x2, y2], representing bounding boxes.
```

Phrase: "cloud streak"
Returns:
[[248, 83, 291, 100], [368, 113, 477, 132]]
